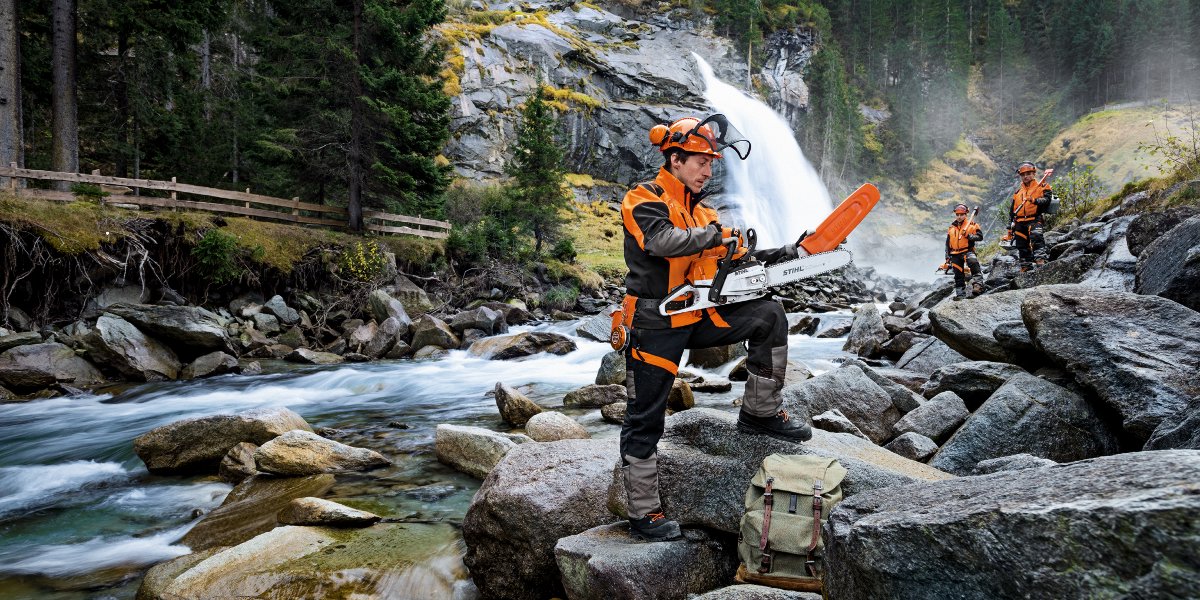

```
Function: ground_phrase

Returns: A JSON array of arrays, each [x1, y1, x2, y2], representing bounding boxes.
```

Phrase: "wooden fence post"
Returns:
[[244, 188, 251, 209], [7, 163, 16, 190]]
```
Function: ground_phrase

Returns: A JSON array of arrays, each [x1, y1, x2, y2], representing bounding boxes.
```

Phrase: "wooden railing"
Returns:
[[0, 164, 451, 239]]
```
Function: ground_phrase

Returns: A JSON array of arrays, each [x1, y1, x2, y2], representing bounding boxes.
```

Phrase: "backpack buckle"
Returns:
[[758, 549, 773, 574]]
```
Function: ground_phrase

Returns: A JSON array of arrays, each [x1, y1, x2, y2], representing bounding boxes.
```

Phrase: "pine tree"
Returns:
[[249, 0, 450, 230], [505, 84, 567, 254]]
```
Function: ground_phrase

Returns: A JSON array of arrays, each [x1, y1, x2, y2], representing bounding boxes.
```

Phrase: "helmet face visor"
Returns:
[[691, 114, 751, 160]]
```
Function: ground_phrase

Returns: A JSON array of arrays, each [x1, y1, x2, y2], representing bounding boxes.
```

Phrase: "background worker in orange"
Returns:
[[945, 203, 983, 300], [617, 115, 812, 542], [1008, 161, 1053, 270]]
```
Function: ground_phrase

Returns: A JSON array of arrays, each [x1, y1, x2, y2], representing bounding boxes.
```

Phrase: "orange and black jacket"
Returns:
[[945, 220, 983, 255], [621, 167, 797, 329], [1011, 180, 1052, 223]]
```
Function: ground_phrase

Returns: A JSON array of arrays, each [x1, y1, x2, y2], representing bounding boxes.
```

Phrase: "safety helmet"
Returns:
[[1016, 161, 1037, 174], [648, 114, 751, 160], [953, 203, 968, 214]]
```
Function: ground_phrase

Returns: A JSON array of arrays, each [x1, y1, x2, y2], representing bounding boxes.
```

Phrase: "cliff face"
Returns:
[[440, 1, 814, 187]]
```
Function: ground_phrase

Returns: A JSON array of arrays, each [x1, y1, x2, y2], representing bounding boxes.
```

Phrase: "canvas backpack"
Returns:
[[736, 454, 847, 592]]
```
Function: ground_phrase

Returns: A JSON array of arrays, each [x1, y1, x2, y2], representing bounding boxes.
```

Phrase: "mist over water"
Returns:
[[693, 55, 833, 248]]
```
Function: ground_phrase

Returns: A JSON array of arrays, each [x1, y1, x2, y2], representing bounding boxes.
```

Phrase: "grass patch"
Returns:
[[563, 201, 625, 282], [0, 194, 136, 255], [219, 217, 341, 273]]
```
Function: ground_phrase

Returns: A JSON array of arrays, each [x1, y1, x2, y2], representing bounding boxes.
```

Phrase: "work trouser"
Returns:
[[949, 251, 981, 290], [1012, 219, 1047, 267], [620, 298, 788, 462]]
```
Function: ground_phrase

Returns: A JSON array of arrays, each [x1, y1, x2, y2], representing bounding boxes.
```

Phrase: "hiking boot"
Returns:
[[737, 409, 812, 443], [629, 510, 683, 542], [972, 282, 984, 296], [953, 287, 967, 301]]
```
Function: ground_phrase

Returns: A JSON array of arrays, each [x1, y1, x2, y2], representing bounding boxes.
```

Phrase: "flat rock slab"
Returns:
[[254, 430, 390, 475], [179, 474, 334, 551], [435, 423, 531, 479], [826, 450, 1200, 600], [555, 523, 738, 600], [695, 585, 822, 600], [929, 288, 1035, 363], [276, 497, 381, 527]]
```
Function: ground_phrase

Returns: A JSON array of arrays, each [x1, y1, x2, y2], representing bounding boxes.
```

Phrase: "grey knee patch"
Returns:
[[743, 373, 782, 417], [622, 452, 660, 519]]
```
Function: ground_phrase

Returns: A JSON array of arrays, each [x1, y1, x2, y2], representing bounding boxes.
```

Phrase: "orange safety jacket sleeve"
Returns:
[[631, 201, 723, 258]]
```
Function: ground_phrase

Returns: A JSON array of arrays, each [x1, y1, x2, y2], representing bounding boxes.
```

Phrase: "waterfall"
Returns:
[[693, 54, 833, 248]]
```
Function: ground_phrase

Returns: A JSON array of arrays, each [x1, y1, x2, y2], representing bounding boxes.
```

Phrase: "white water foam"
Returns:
[[0, 461, 130, 519], [693, 54, 833, 248], [0, 523, 194, 577]]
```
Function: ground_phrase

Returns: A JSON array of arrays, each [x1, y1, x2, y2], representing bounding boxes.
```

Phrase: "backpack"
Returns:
[[736, 454, 847, 592]]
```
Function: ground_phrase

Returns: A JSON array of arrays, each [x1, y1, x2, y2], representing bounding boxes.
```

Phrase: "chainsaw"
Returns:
[[658, 183, 880, 316]]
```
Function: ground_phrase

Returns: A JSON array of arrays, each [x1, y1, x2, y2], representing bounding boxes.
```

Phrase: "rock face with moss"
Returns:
[[825, 450, 1200, 600]]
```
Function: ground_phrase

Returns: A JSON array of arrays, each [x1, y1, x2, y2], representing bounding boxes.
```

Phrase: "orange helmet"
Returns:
[[1016, 161, 1037, 175], [648, 114, 751, 160], [953, 203, 968, 214]]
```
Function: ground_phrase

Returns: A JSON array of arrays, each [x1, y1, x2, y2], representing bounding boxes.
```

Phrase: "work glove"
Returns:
[[721, 227, 749, 260]]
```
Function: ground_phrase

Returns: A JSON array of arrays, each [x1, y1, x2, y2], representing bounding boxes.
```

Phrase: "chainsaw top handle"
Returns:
[[708, 227, 755, 303]]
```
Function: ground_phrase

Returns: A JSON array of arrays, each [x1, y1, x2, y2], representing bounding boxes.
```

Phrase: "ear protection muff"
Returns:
[[649, 124, 669, 147]]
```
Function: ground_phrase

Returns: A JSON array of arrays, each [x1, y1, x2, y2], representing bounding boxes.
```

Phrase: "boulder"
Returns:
[[276, 497, 381, 527], [108, 303, 235, 357], [363, 316, 404, 359], [450, 306, 507, 336], [183, 351, 240, 380], [781, 366, 900, 445], [390, 275, 435, 316], [275, 326, 306, 349], [0, 331, 42, 353], [218, 442, 259, 484], [989, 320, 1041, 364], [687, 343, 748, 369], [409, 315, 460, 351], [971, 453, 1057, 475], [788, 314, 820, 336], [1125, 205, 1200, 256], [178, 474, 335, 551], [879, 331, 928, 358], [600, 402, 626, 424], [134, 407, 312, 475], [929, 373, 1118, 475], [137, 547, 227, 600], [694, 585, 821, 600], [595, 350, 626, 385], [468, 331, 576, 360], [929, 287, 1035, 363], [555, 523, 738, 600], [495, 382, 544, 426], [842, 303, 888, 358], [0, 341, 104, 392], [262, 295, 299, 325], [525, 411, 591, 442], [893, 337, 968, 376], [575, 306, 617, 342], [563, 384, 627, 408], [367, 289, 412, 331], [482, 300, 532, 325], [160, 522, 464, 599], [1012, 253, 1098, 288], [690, 376, 733, 393], [812, 409, 870, 440], [729, 359, 812, 384], [283, 348, 344, 365], [841, 359, 923, 414], [251, 312, 280, 334], [254, 431, 389, 475], [462, 439, 619, 600], [883, 432, 937, 462], [890, 391, 968, 444], [606, 409, 952, 533], [435, 424, 532, 479], [346, 321, 376, 351], [1021, 285, 1200, 446], [825, 451, 1200, 600], [1135, 215, 1200, 312], [668, 378, 694, 411], [871, 367, 927, 394], [814, 322, 850, 338], [920, 361, 1026, 409]]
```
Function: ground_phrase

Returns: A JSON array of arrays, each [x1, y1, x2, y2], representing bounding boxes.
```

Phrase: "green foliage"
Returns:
[[551, 238, 577, 263], [1138, 105, 1200, 181], [506, 83, 569, 254], [446, 216, 527, 265], [338, 240, 388, 283], [192, 228, 244, 285], [1048, 166, 1103, 226], [70, 184, 109, 203], [541, 285, 579, 311]]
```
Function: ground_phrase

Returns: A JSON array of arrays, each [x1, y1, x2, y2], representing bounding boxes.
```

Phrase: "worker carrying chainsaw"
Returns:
[[614, 114, 814, 542], [1006, 161, 1053, 271], [944, 203, 983, 300]]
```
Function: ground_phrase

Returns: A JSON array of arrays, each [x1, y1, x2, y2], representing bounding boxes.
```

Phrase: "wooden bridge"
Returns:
[[0, 163, 451, 239]]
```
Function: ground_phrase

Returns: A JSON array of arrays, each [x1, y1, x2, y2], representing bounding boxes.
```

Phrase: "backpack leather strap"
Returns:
[[805, 463, 829, 577], [758, 477, 775, 573]]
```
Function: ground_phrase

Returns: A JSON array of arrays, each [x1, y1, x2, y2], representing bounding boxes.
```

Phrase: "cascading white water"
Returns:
[[693, 54, 833, 248]]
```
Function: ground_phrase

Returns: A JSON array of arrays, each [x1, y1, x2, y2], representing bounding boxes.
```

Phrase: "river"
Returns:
[[0, 315, 854, 599]]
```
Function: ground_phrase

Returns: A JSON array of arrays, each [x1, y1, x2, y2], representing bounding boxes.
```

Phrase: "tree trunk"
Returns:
[[0, 0, 23, 183], [347, 0, 365, 232], [51, 0, 78, 188], [115, 29, 130, 178]]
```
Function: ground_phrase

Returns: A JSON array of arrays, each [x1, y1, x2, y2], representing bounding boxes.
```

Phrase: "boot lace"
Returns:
[[647, 511, 666, 523], [777, 410, 791, 422]]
